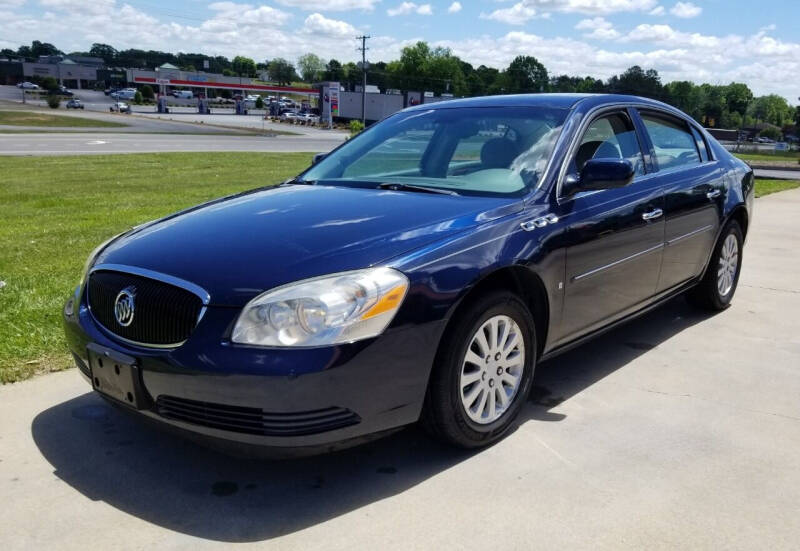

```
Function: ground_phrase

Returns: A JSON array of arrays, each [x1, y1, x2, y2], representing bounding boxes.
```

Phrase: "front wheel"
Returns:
[[422, 291, 536, 448], [688, 220, 743, 311]]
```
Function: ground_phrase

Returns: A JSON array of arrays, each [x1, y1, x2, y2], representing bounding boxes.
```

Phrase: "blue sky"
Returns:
[[1, 0, 798, 101]]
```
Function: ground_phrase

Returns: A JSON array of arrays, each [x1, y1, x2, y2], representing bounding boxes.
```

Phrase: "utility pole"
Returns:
[[356, 35, 370, 125]]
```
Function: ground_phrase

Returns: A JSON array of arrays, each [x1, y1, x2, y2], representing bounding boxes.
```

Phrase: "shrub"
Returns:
[[759, 126, 781, 141], [133, 91, 143, 105], [349, 119, 365, 136], [255, 96, 264, 109], [41, 76, 59, 91], [140, 85, 154, 100], [46, 95, 60, 109]]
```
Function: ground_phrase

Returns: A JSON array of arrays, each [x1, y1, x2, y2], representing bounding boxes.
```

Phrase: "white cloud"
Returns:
[[447, 1, 461, 14], [40, 0, 112, 15], [302, 12, 358, 36], [387, 2, 432, 16], [480, 2, 539, 25], [0, 0, 26, 7], [649, 5, 665, 15], [274, 0, 380, 10], [670, 1, 702, 18], [493, 0, 657, 17], [575, 17, 620, 39]]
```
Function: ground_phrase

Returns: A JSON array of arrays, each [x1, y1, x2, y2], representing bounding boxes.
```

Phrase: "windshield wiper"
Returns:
[[377, 182, 459, 196]]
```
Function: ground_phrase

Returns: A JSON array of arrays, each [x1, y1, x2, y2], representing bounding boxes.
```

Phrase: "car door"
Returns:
[[552, 108, 665, 344], [635, 110, 724, 292]]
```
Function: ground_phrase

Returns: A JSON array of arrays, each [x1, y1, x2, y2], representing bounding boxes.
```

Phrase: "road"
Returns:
[[753, 168, 800, 180], [1, 189, 799, 550], [0, 132, 343, 156]]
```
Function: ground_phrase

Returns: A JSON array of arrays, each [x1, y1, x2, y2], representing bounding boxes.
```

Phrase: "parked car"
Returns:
[[49, 85, 73, 97], [109, 102, 131, 113], [104, 87, 119, 96], [173, 90, 193, 99], [63, 94, 753, 456], [17, 81, 39, 89], [111, 89, 136, 100], [65, 99, 84, 109], [279, 110, 300, 122], [297, 113, 319, 125]]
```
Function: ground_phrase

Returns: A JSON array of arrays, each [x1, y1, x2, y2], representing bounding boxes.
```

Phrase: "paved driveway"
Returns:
[[1, 190, 799, 550]]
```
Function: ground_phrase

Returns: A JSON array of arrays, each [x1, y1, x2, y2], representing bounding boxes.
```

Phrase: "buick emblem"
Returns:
[[114, 286, 136, 327]]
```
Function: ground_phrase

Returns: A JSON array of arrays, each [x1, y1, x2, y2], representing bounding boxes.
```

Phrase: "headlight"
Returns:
[[231, 268, 409, 347], [78, 232, 125, 289]]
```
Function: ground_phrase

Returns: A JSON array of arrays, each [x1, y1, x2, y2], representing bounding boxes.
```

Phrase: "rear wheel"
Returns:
[[423, 291, 536, 448], [688, 220, 743, 311]]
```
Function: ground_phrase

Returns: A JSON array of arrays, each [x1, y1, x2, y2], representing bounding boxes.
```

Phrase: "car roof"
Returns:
[[403, 93, 678, 113]]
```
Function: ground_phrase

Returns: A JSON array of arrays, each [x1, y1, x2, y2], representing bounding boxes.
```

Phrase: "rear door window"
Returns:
[[640, 113, 701, 171]]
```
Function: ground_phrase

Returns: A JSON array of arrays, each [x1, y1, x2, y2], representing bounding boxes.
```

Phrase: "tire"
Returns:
[[688, 220, 743, 311], [422, 291, 537, 448]]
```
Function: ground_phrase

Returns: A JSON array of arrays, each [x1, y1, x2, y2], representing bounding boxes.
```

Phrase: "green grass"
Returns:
[[0, 110, 129, 128], [0, 152, 311, 383], [754, 179, 800, 197]]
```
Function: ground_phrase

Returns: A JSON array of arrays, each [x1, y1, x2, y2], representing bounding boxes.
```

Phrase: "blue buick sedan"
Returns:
[[63, 94, 753, 454]]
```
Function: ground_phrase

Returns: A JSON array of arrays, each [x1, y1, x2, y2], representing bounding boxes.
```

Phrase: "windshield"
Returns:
[[301, 106, 568, 197]]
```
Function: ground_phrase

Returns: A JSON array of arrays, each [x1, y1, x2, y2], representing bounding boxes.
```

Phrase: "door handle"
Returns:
[[642, 208, 663, 221], [706, 189, 722, 199]]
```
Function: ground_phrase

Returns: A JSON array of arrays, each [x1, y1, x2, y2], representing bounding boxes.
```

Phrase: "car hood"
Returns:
[[96, 184, 521, 306]]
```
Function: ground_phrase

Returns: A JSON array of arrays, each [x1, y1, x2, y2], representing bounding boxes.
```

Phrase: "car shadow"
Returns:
[[31, 296, 712, 542]]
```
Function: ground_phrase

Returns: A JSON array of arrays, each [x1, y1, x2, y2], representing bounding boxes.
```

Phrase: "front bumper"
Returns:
[[63, 295, 445, 455]]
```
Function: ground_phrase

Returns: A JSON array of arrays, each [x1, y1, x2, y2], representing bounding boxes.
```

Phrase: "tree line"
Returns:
[[3, 40, 797, 134]]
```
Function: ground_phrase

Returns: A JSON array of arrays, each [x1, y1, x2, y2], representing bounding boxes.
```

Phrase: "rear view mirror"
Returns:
[[577, 159, 634, 192], [312, 152, 327, 165]]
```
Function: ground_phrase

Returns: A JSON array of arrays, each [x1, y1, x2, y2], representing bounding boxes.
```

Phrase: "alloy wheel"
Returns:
[[717, 233, 739, 297], [459, 315, 525, 425]]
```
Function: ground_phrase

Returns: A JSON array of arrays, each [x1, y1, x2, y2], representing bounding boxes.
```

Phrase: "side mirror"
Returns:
[[312, 152, 327, 165], [575, 159, 635, 193]]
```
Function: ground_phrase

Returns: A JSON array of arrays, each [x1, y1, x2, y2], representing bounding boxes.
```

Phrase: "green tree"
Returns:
[[700, 84, 726, 127], [30, 40, 62, 57], [140, 84, 154, 100], [46, 95, 60, 109], [232, 55, 257, 77], [385, 42, 467, 95], [759, 126, 781, 140], [342, 61, 360, 90], [749, 95, 794, 127], [504, 55, 548, 94], [323, 59, 344, 81], [16, 45, 32, 59], [724, 83, 753, 116], [89, 43, 117, 64], [255, 96, 264, 109], [297, 53, 326, 83], [607, 66, 664, 100], [40, 76, 58, 91], [267, 58, 298, 85]]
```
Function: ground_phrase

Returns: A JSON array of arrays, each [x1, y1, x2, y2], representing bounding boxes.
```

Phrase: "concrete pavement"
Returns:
[[753, 168, 800, 180], [1, 190, 800, 550], [0, 133, 343, 156]]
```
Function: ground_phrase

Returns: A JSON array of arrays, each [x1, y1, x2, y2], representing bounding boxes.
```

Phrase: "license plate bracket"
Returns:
[[87, 343, 145, 409]]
